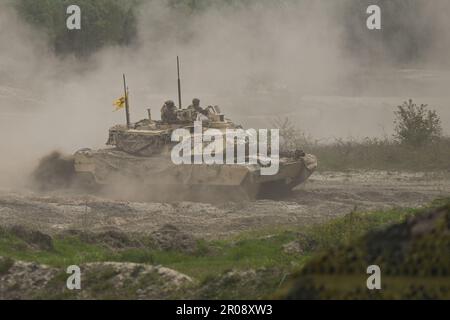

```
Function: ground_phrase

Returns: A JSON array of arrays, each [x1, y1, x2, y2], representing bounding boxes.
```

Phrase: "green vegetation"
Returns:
[[308, 137, 450, 171], [13, 0, 441, 64], [13, 0, 255, 57], [2, 199, 445, 299], [281, 198, 450, 299], [277, 99, 449, 172], [0, 229, 301, 281], [394, 99, 443, 146], [0, 233, 110, 267], [0, 257, 14, 275], [301, 206, 418, 251], [15, 0, 138, 57]]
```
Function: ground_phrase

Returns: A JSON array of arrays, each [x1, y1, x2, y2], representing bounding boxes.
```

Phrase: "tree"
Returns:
[[393, 99, 442, 146], [15, 0, 138, 57]]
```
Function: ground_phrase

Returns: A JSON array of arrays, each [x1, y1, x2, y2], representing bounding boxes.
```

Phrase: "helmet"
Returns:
[[165, 100, 175, 107], [192, 98, 200, 104]]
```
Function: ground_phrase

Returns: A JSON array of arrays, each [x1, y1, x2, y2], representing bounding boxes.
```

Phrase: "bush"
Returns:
[[0, 257, 14, 275], [393, 99, 443, 146], [271, 117, 317, 152], [272, 112, 450, 171]]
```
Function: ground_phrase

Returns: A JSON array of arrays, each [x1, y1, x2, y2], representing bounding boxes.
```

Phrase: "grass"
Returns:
[[1, 199, 446, 299], [275, 113, 450, 172], [0, 230, 300, 281], [0, 204, 429, 277], [148, 233, 302, 279], [0, 235, 111, 267], [306, 137, 450, 172], [302, 207, 419, 251], [278, 197, 450, 299], [0, 257, 14, 275]]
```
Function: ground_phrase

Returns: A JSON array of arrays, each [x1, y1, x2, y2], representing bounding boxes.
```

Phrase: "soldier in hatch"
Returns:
[[187, 98, 207, 116], [161, 100, 178, 123]]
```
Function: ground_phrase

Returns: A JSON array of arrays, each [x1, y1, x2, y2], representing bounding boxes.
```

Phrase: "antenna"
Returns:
[[123, 74, 131, 128], [177, 56, 182, 109]]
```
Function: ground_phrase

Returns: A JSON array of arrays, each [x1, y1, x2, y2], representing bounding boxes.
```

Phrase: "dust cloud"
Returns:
[[0, 0, 449, 187]]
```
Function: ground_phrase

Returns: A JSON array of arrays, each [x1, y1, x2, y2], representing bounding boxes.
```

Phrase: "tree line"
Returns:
[[15, 0, 139, 57], [14, 0, 444, 64]]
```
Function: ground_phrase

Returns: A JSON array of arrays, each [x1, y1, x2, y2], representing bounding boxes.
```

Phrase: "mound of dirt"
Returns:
[[282, 233, 318, 255], [282, 241, 304, 255], [0, 257, 193, 300], [195, 268, 284, 299], [60, 226, 199, 253], [73, 262, 193, 299], [150, 224, 198, 253], [0, 257, 58, 299], [281, 201, 450, 299], [6, 225, 53, 251], [59, 229, 144, 249]]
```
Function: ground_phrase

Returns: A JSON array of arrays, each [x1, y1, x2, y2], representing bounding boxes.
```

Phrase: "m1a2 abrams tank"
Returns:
[[41, 60, 317, 201], [73, 100, 317, 201]]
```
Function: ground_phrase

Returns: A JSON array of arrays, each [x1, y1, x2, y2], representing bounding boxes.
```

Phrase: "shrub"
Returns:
[[271, 117, 316, 152], [0, 257, 14, 275], [393, 99, 442, 146]]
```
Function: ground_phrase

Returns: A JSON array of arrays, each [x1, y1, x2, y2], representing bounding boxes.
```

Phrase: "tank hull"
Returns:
[[74, 148, 317, 201]]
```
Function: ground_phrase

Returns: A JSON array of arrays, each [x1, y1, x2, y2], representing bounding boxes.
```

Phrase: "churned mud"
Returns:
[[0, 170, 448, 239]]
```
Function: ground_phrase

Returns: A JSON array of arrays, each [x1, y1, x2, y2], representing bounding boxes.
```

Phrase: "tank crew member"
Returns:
[[188, 98, 207, 116], [161, 100, 178, 123]]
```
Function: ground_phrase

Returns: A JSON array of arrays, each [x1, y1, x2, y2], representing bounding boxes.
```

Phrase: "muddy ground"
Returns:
[[0, 170, 448, 239]]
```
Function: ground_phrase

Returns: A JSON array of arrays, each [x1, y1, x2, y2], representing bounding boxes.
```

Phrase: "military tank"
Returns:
[[71, 99, 317, 201], [35, 60, 316, 201]]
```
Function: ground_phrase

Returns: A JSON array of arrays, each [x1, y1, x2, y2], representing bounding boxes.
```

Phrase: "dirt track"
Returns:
[[0, 170, 448, 239]]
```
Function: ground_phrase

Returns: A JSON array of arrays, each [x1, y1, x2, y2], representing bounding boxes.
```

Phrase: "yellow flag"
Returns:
[[113, 96, 126, 111]]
